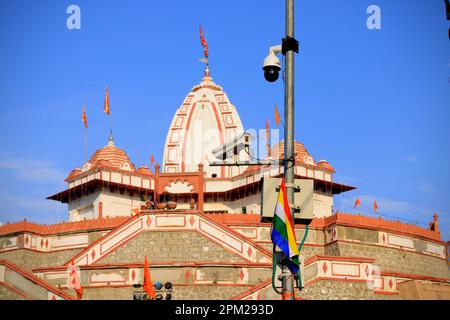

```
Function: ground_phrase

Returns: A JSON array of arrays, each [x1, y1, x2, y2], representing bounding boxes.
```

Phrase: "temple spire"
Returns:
[[204, 63, 211, 77], [108, 130, 114, 146]]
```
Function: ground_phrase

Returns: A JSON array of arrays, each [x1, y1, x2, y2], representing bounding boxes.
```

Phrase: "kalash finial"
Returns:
[[108, 129, 114, 146], [199, 25, 210, 76], [204, 64, 211, 77]]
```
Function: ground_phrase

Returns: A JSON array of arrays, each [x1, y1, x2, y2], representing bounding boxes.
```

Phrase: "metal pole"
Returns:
[[282, 0, 295, 301]]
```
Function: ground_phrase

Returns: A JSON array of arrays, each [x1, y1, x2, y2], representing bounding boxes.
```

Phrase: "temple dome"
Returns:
[[317, 160, 335, 173], [65, 168, 82, 182], [82, 136, 135, 172], [137, 165, 153, 176], [270, 141, 316, 166]]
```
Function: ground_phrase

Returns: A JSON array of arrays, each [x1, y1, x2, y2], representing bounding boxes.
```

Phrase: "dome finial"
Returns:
[[199, 25, 210, 77], [108, 129, 114, 146]]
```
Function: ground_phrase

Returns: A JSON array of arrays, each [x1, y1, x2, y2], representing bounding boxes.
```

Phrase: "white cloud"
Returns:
[[333, 194, 436, 227], [418, 181, 435, 194], [336, 194, 413, 214], [0, 192, 62, 212], [0, 191, 67, 224], [0, 154, 67, 224], [0, 155, 66, 185], [334, 194, 450, 233], [405, 155, 418, 163]]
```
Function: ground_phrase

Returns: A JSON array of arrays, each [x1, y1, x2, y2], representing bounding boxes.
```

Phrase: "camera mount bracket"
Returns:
[[281, 36, 299, 55]]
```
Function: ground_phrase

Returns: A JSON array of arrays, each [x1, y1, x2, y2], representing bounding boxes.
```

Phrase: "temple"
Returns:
[[0, 62, 449, 300]]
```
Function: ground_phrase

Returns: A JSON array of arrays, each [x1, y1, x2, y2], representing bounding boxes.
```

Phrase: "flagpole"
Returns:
[[84, 127, 88, 161], [282, 0, 296, 301], [267, 125, 271, 158]]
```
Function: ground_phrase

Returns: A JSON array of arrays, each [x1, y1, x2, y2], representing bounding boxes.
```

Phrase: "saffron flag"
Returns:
[[150, 154, 155, 166], [143, 256, 156, 300], [354, 198, 361, 208], [265, 119, 270, 140], [104, 87, 110, 115], [271, 177, 300, 273], [67, 260, 83, 299], [374, 200, 378, 212], [274, 104, 281, 126], [199, 25, 209, 58], [82, 105, 88, 129]]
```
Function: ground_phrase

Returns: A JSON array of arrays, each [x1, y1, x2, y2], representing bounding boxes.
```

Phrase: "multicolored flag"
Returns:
[[81, 105, 88, 129], [104, 87, 110, 115], [373, 200, 378, 213], [354, 198, 361, 208], [271, 177, 300, 273], [274, 104, 281, 126], [67, 260, 83, 299], [143, 256, 156, 300]]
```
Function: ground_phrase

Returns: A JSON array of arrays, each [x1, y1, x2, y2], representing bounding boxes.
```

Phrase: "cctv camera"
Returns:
[[212, 133, 252, 160], [263, 45, 282, 82]]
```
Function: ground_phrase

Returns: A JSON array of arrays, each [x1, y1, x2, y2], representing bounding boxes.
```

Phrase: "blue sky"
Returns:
[[0, 1, 449, 240]]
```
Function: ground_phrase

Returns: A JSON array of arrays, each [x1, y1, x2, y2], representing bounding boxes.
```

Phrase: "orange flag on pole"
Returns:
[[265, 119, 270, 140], [68, 260, 83, 299], [104, 87, 110, 115], [82, 105, 88, 129], [274, 104, 281, 126], [143, 256, 156, 300], [150, 154, 155, 166], [374, 200, 378, 213], [354, 198, 361, 208], [199, 25, 209, 58]]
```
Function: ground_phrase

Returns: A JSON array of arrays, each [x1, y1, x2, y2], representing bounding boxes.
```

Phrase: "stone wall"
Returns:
[[81, 287, 133, 300], [173, 285, 247, 300], [299, 245, 325, 260], [0, 249, 81, 271], [252, 226, 325, 245], [324, 242, 450, 278], [0, 285, 27, 300], [259, 243, 324, 261], [80, 285, 247, 300], [297, 280, 377, 300], [257, 279, 401, 300], [96, 231, 246, 265]]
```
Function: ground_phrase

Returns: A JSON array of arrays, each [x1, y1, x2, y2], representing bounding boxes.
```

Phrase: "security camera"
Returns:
[[263, 45, 282, 82], [211, 132, 252, 160]]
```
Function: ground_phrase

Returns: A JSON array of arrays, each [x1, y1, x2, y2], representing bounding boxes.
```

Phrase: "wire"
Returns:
[[296, 224, 309, 290], [271, 243, 282, 295]]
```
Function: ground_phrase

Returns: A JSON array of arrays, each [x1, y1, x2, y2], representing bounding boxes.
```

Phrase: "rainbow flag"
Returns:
[[271, 177, 299, 273]]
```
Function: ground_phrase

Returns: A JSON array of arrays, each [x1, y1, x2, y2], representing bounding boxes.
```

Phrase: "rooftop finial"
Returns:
[[108, 129, 114, 146], [199, 25, 210, 76]]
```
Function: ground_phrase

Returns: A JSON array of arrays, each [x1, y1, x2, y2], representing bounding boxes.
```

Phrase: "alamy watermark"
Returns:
[[367, 5, 381, 30], [66, 5, 81, 30]]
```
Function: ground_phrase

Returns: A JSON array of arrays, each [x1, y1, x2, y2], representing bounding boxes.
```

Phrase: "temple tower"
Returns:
[[162, 66, 248, 178]]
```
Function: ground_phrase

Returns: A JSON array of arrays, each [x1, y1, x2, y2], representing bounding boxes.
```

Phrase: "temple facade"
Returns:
[[0, 66, 449, 300]]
